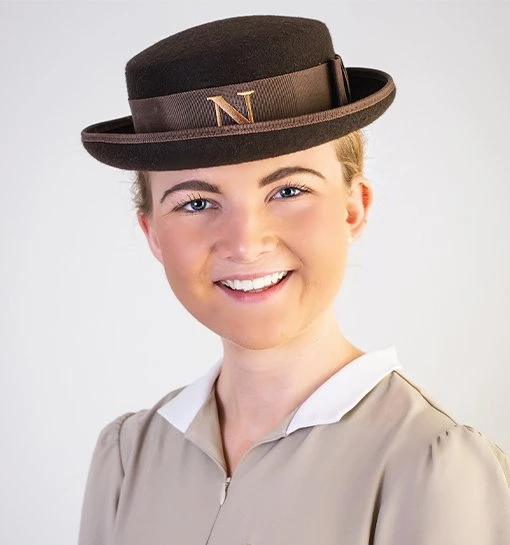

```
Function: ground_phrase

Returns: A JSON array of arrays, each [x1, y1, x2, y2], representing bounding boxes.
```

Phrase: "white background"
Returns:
[[1, 1, 509, 544]]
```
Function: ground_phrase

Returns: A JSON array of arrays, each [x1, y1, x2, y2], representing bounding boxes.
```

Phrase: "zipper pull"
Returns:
[[220, 476, 231, 506]]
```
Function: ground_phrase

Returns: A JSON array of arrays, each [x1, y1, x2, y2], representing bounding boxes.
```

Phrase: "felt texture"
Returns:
[[126, 16, 334, 99]]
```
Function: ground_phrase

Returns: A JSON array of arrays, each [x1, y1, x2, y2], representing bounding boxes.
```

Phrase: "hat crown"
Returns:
[[125, 15, 334, 100]]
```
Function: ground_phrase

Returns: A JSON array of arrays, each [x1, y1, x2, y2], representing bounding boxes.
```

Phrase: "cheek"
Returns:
[[290, 200, 347, 261], [294, 201, 349, 305], [156, 229, 206, 288]]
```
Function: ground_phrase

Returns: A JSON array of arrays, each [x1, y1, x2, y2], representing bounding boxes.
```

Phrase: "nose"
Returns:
[[213, 204, 278, 263]]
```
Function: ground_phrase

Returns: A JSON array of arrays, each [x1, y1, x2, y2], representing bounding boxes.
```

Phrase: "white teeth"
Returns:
[[220, 271, 289, 292], [241, 280, 253, 291]]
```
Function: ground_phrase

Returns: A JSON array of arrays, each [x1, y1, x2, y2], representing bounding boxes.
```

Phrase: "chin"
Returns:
[[226, 315, 307, 350]]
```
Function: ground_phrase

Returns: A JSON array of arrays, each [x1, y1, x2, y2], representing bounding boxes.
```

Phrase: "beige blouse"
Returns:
[[78, 347, 510, 544]]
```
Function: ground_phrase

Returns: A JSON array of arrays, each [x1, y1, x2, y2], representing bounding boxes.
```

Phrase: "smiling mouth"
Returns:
[[216, 271, 291, 293]]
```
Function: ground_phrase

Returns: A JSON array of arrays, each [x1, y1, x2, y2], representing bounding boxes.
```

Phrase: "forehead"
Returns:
[[149, 141, 339, 187]]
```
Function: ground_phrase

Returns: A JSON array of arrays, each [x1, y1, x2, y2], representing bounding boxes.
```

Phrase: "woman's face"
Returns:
[[139, 141, 370, 350]]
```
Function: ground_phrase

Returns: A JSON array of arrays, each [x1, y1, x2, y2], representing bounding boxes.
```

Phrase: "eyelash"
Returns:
[[172, 182, 312, 214]]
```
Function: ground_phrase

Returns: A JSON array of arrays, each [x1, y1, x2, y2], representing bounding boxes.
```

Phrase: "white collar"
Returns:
[[157, 346, 402, 436]]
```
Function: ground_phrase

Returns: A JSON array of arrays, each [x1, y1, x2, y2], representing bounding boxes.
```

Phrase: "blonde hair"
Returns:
[[131, 129, 366, 216]]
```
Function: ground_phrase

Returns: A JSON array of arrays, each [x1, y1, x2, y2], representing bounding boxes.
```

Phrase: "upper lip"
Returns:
[[214, 270, 292, 282]]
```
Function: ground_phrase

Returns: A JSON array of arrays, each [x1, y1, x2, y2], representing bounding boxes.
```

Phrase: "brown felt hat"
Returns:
[[81, 15, 396, 171]]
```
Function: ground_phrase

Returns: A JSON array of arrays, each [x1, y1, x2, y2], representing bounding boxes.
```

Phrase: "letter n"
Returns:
[[207, 90, 255, 127]]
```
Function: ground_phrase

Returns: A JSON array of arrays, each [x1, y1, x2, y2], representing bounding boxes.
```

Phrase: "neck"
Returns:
[[215, 307, 364, 442]]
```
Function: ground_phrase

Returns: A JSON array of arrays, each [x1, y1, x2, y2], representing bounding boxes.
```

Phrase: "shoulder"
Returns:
[[379, 372, 509, 480], [376, 423, 510, 541], [369, 374, 510, 542], [352, 370, 458, 452], [94, 385, 187, 468], [386, 421, 510, 487], [356, 370, 510, 487]]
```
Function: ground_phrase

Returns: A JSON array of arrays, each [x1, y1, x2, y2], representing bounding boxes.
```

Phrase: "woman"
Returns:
[[79, 15, 510, 545]]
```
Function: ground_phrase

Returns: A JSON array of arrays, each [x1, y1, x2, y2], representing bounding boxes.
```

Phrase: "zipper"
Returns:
[[205, 475, 231, 545], [204, 435, 285, 544], [219, 476, 231, 506]]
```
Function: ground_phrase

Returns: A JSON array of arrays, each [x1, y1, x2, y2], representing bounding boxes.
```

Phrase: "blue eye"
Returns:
[[174, 193, 214, 213], [273, 183, 310, 199], [275, 186, 301, 198], [183, 199, 210, 212]]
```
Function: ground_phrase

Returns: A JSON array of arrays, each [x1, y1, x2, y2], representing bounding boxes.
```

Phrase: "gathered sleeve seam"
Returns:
[[112, 412, 136, 477]]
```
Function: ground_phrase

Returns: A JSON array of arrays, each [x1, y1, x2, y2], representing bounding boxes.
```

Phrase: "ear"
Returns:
[[345, 174, 373, 240], [137, 213, 164, 264]]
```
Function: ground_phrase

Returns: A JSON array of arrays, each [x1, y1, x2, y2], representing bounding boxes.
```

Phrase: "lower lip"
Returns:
[[215, 272, 293, 303]]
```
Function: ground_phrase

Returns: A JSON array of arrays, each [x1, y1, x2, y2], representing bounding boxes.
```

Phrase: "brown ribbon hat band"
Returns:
[[128, 55, 350, 133]]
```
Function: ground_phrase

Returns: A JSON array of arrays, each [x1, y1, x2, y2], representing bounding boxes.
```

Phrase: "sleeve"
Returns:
[[374, 424, 510, 544], [78, 413, 134, 545]]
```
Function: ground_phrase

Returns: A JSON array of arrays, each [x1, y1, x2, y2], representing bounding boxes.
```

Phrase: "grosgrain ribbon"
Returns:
[[128, 55, 350, 133]]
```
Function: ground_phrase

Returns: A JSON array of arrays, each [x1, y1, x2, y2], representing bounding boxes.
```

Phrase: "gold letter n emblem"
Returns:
[[207, 90, 255, 127]]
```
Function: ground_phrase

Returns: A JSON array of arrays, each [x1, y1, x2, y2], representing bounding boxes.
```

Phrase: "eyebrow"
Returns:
[[159, 166, 326, 204]]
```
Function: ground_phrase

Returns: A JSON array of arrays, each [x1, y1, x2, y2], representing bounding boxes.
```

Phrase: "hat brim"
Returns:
[[81, 67, 396, 171]]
